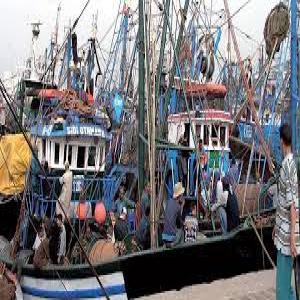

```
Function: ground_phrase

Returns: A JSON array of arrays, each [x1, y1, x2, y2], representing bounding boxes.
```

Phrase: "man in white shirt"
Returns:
[[56, 162, 73, 221]]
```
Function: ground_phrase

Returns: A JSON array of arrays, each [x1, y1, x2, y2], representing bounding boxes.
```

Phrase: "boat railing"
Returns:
[[22, 174, 136, 248], [28, 175, 116, 220]]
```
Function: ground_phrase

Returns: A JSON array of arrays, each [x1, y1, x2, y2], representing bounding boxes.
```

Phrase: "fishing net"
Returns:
[[264, 3, 290, 58]]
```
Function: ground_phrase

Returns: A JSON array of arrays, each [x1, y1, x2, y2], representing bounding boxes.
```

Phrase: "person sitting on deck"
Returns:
[[33, 219, 62, 268], [33, 229, 50, 269], [32, 221, 46, 253], [113, 186, 135, 217], [211, 174, 228, 234], [162, 182, 185, 247], [184, 202, 198, 243]]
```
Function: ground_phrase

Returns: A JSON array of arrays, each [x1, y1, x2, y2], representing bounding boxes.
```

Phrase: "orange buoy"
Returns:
[[77, 202, 88, 221], [95, 202, 106, 224]]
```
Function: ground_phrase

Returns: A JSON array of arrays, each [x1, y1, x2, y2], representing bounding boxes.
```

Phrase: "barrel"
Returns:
[[88, 240, 117, 265]]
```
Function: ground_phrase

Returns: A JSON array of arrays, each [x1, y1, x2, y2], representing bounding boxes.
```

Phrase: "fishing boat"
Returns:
[[167, 81, 232, 192], [0, 0, 297, 299]]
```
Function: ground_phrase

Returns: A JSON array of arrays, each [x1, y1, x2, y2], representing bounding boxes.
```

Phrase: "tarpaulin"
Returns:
[[0, 134, 32, 196]]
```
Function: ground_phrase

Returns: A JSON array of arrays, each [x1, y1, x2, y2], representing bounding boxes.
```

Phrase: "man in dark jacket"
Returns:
[[114, 207, 129, 242], [223, 176, 240, 231], [162, 182, 185, 246]]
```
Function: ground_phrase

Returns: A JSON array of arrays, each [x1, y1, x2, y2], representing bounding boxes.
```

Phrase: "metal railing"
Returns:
[[28, 175, 116, 220]]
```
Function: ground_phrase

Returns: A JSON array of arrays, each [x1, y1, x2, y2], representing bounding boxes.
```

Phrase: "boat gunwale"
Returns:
[[0, 225, 273, 279]]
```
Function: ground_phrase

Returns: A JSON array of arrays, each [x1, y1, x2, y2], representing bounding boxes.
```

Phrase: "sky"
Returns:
[[0, 0, 279, 75]]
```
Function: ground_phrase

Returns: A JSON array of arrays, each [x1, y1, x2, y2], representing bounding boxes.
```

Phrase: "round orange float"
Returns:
[[77, 202, 88, 220], [95, 202, 106, 224]]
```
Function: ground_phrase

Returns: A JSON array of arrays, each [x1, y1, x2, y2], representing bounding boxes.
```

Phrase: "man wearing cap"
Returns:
[[162, 182, 185, 246]]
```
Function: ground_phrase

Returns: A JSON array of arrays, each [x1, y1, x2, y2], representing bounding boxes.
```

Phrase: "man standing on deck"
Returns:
[[113, 186, 135, 217], [274, 124, 300, 300], [56, 161, 73, 221]]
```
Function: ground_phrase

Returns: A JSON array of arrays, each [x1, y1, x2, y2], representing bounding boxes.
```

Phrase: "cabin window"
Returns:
[[184, 123, 190, 146], [77, 146, 85, 168], [195, 124, 201, 140], [68, 146, 73, 166], [42, 139, 46, 160], [63, 144, 67, 164], [54, 143, 60, 164], [46, 140, 50, 163], [220, 126, 226, 147], [87, 146, 96, 167], [211, 125, 219, 147], [203, 125, 209, 146], [99, 145, 106, 171]]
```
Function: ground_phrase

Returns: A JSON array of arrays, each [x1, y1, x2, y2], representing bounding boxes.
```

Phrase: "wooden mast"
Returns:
[[138, 0, 146, 196]]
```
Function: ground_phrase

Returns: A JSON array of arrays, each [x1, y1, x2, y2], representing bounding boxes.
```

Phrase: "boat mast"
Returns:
[[155, 0, 170, 131], [51, 3, 61, 85], [120, 4, 129, 90], [291, 0, 298, 154], [138, 0, 146, 196], [161, 0, 190, 135]]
